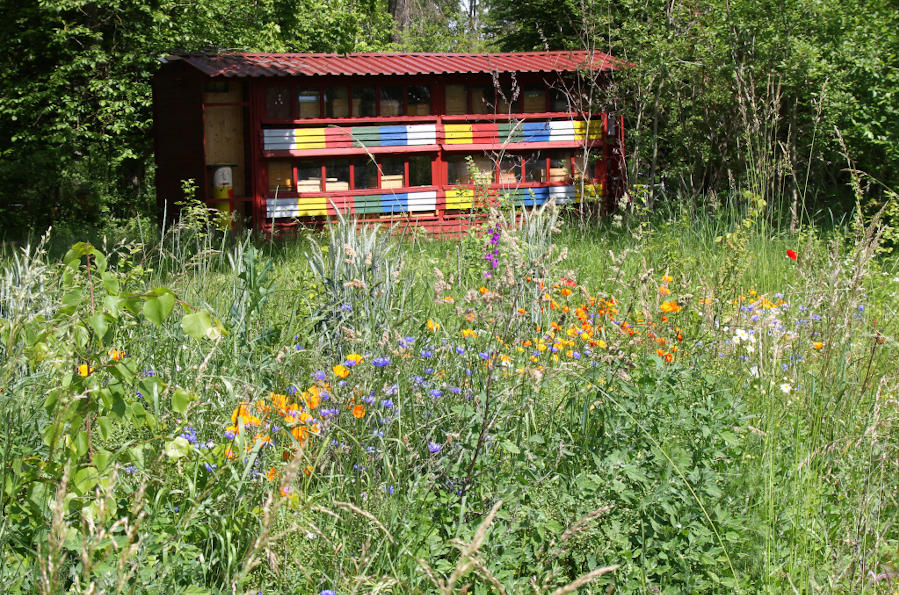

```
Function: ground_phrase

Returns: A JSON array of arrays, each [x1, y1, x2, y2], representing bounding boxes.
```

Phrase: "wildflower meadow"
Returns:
[[1, 196, 897, 593]]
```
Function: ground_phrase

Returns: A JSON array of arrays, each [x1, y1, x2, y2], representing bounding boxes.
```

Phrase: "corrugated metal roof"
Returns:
[[162, 51, 623, 78]]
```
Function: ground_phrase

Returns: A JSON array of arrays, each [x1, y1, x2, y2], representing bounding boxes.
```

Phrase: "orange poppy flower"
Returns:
[[333, 364, 350, 378], [352, 404, 366, 419], [231, 402, 251, 424], [660, 301, 682, 314]]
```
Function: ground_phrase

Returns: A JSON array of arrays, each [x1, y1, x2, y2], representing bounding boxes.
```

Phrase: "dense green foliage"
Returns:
[[2, 0, 897, 236], [1, 201, 897, 592], [0, 0, 394, 233], [488, 0, 898, 210]]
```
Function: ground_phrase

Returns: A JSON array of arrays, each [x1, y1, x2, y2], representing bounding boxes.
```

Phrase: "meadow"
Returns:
[[0, 195, 897, 593]]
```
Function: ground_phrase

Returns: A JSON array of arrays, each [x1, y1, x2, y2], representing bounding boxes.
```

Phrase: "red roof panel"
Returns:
[[164, 51, 623, 78]]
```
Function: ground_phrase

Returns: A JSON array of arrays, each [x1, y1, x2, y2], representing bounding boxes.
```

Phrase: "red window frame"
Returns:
[[264, 154, 437, 196]]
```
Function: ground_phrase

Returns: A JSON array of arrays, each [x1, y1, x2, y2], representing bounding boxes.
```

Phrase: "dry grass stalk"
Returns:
[[549, 565, 621, 595]]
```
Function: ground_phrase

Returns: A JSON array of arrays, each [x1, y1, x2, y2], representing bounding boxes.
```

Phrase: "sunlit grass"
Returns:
[[0, 201, 896, 593]]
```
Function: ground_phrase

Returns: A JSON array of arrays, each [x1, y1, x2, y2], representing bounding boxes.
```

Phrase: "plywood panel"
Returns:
[[205, 103, 245, 195], [203, 83, 243, 105]]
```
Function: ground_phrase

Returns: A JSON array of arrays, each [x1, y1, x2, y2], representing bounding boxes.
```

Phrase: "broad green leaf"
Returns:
[[500, 439, 520, 454], [181, 310, 212, 340], [74, 466, 99, 494], [93, 449, 112, 472], [73, 323, 90, 349], [143, 290, 175, 325], [72, 431, 89, 458], [62, 289, 84, 309], [101, 272, 120, 295], [88, 313, 109, 342], [172, 388, 196, 414], [164, 437, 192, 459], [98, 416, 113, 440]]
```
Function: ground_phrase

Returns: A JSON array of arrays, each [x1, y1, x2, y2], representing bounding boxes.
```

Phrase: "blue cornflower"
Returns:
[[424, 367, 434, 375], [381, 399, 394, 408], [286, 384, 298, 395], [224, 429, 236, 440], [314, 370, 326, 381], [384, 384, 399, 395], [124, 465, 137, 474], [321, 590, 337, 595], [181, 426, 197, 445], [386, 485, 394, 495], [372, 356, 391, 367], [455, 346, 465, 355], [420, 349, 433, 358], [449, 386, 462, 394], [340, 303, 353, 312], [428, 442, 443, 453], [429, 389, 443, 398], [204, 463, 217, 472]]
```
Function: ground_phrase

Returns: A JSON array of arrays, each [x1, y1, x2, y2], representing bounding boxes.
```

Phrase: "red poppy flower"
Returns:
[[786, 249, 798, 261]]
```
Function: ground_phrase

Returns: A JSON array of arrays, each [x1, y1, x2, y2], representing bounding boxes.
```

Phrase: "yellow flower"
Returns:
[[108, 349, 126, 361], [662, 274, 673, 283], [659, 286, 671, 296], [291, 425, 308, 443], [231, 402, 251, 424], [333, 364, 350, 378], [78, 364, 94, 377], [345, 353, 364, 365], [461, 328, 477, 339], [303, 390, 321, 410], [270, 392, 288, 411], [812, 341, 824, 350], [427, 319, 440, 332], [352, 404, 366, 419], [660, 301, 682, 314]]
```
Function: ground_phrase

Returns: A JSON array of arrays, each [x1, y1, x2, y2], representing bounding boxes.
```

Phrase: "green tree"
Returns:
[[0, 0, 394, 236]]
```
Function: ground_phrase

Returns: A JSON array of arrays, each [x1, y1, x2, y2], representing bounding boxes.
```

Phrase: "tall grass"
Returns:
[[0, 196, 896, 592]]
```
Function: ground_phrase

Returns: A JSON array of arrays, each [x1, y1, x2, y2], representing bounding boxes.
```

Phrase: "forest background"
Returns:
[[0, 0, 897, 236]]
